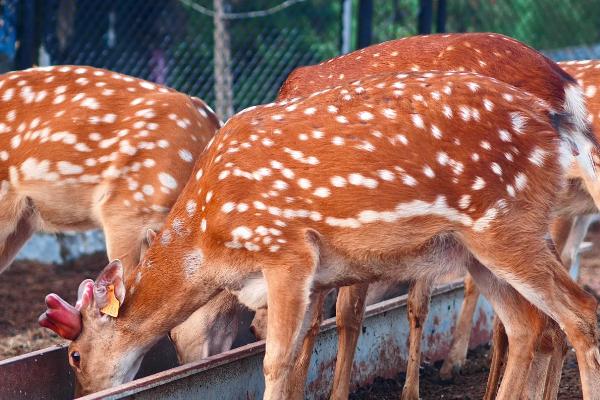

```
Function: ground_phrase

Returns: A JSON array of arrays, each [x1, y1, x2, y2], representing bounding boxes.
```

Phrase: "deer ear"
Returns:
[[94, 260, 125, 315], [76, 279, 94, 310], [146, 229, 157, 247]]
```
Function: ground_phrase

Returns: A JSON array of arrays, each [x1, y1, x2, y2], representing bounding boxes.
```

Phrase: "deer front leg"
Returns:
[[439, 273, 480, 381], [330, 283, 369, 400], [99, 206, 148, 271], [169, 289, 241, 364], [401, 279, 433, 400]]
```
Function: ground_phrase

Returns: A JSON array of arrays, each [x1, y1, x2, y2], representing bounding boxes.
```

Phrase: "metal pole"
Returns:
[[436, 0, 447, 33], [16, 0, 35, 69], [417, 0, 433, 34], [341, 0, 352, 54], [357, 0, 372, 49]]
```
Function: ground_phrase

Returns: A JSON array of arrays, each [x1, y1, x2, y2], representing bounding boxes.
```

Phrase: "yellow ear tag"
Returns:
[[100, 284, 120, 317]]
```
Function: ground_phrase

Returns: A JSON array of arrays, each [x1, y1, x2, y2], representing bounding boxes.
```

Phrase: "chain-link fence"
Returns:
[[31, 0, 342, 116], [3, 0, 600, 117]]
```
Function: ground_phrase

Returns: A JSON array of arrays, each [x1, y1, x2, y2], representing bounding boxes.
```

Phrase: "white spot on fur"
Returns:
[[528, 147, 547, 166], [183, 249, 203, 277], [472, 177, 486, 190], [158, 172, 177, 190]]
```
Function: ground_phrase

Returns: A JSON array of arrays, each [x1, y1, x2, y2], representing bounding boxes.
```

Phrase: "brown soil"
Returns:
[[0, 252, 107, 358], [350, 344, 584, 399]]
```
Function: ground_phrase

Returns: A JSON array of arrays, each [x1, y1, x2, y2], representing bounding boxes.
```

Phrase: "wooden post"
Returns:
[[213, 0, 234, 119]]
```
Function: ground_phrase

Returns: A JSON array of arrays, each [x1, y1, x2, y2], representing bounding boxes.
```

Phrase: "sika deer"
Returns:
[[453, 59, 600, 400], [41, 71, 600, 399], [0, 65, 247, 366], [274, 32, 600, 400]]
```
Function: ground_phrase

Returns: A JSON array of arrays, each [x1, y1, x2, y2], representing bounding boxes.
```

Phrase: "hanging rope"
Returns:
[[178, 0, 306, 19]]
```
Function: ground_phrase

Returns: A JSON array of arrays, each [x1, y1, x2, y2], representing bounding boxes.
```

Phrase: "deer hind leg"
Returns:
[[262, 252, 321, 400], [464, 232, 600, 400], [330, 283, 369, 400], [401, 279, 433, 400], [439, 273, 480, 381], [540, 322, 569, 400], [519, 319, 569, 400], [0, 199, 37, 273], [557, 214, 594, 281], [465, 257, 546, 400], [98, 202, 149, 271], [169, 290, 241, 364], [289, 291, 327, 398], [484, 317, 508, 400]]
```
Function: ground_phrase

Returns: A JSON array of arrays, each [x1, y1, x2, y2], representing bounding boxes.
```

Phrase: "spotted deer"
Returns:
[[271, 32, 600, 400], [0, 65, 249, 362], [447, 59, 600, 400], [40, 71, 600, 400], [169, 33, 600, 399]]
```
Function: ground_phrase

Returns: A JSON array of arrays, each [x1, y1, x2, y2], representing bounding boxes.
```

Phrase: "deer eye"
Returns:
[[70, 351, 81, 366]]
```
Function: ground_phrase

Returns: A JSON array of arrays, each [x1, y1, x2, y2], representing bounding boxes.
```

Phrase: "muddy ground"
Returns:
[[1, 225, 600, 398]]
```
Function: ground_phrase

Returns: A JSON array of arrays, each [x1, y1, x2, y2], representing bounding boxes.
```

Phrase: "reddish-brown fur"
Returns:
[[42, 71, 600, 399]]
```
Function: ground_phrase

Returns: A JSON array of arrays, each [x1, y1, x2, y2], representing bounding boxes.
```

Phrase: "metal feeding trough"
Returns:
[[0, 282, 494, 400]]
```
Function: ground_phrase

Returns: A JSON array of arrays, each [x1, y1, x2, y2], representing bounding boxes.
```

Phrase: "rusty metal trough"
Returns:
[[0, 281, 494, 400]]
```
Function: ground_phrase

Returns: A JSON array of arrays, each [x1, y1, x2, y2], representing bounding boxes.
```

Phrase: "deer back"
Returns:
[[0, 66, 219, 230], [278, 33, 572, 113]]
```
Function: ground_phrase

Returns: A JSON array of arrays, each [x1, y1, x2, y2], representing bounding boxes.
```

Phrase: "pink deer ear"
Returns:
[[94, 260, 126, 310], [38, 294, 82, 340], [76, 279, 94, 310]]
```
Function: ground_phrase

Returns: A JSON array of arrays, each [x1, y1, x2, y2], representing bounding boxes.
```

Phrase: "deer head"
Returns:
[[39, 260, 149, 395]]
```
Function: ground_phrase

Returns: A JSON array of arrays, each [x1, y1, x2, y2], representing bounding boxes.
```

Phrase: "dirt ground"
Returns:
[[0, 252, 108, 358], [1, 226, 600, 398]]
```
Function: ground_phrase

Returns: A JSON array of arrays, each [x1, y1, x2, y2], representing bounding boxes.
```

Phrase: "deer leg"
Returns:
[[289, 291, 326, 398], [99, 207, 147, 271], [558, 214, 594, 281], [330, 283, 369, 400], [0, 202, 37, 273], [518, 319, 568, 400], [262, 262, 321, 400], [541, 322, 569, 400], [464, 232, 600, 400], [169, 289, 241, 364], [518, 216, 591, 399], [484, 317, 508, 400], [401, 279, 433, 400], [439, 273, 480, 380], [466, 257, 546, 400]]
